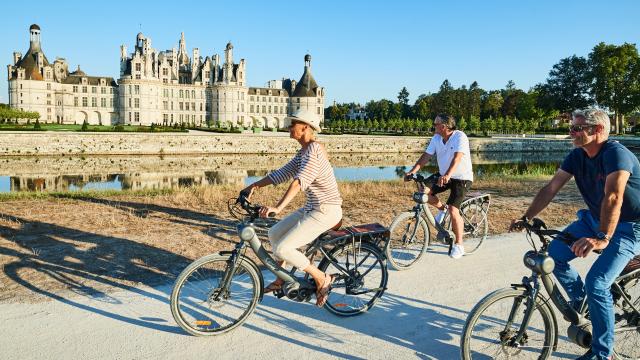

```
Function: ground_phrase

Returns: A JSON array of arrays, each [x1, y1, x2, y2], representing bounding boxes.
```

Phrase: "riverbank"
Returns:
[[0, 131, 575, 156], [0, 176, 583, 302]]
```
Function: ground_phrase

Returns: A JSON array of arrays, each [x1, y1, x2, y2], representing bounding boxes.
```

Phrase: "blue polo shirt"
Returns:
[[560, 140, 640, 222]]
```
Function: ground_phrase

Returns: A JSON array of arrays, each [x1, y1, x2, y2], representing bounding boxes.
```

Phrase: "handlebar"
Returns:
[[230, 191, 276, 220], [518, 217, 577, 247]]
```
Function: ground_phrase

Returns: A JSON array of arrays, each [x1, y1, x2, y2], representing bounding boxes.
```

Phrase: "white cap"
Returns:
[[285, 109, 321, 133]]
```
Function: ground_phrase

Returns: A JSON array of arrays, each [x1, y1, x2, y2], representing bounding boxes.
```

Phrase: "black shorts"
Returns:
[[424, 173, 472, 209]]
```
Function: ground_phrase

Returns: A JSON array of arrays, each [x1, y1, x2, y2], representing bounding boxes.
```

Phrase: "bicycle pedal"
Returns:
[[273, 290, 285, 299]]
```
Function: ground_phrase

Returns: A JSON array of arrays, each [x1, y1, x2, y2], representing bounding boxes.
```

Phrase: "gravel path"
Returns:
[[0, 231, 595, 359]]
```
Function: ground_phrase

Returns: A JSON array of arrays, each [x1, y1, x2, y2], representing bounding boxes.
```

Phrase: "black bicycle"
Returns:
[[386, 173, 490, 270], [170, 191, 389, 336], [460, 218, 640, 359]]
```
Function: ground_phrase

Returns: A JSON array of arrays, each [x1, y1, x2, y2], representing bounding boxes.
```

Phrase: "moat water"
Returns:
[[0, 151, 635, 193]]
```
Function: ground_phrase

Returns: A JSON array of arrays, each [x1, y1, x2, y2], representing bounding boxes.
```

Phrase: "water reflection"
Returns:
[[0, 152, 575, 193]]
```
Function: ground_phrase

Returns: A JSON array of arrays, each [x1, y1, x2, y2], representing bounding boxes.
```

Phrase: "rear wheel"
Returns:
[[458, 201, 489, 255], [170, 253, 261, 336], [386, 211, 430, 270], [461, 287, 556, 359], [613, 274, 640, 359], [319, 241, 388, 316]]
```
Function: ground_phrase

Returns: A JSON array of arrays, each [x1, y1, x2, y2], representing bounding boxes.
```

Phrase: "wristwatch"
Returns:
[[596, 232, 610, 241]]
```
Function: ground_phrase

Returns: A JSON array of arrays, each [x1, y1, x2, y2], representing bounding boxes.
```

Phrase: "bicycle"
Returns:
[[385, 173, 490, 270], [460, 218, 640, 359], [170, 191, 389, 336]]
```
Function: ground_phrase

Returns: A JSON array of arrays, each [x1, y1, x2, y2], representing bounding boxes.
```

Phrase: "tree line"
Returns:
[[0, 104, 40, 123], [325, 42, 640, 134]]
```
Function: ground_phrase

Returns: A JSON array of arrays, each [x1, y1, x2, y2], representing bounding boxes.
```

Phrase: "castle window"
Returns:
[[162, 68, 168, 76], [82, 97, 88, 107], [47, 83, 51, 90], [135, 112, 140, 122], [179, 90, 183, 98], [262, 105, 266, 113], [179, 102, 183, 110], [185, 91, 190, 99], [134, 85, 140, 95], [74, 97, 78, 106], [92, 98, 97, 107], [136, 75, 141, 79], [250, 105, 254, 113], [134, 98, 140, 108], [163, 79, 168, 84], [92, 87, 97, 94], [135, 63, 141, 72], [317, 107, 321, 115], [101, 98, 106, 107], [192, 102, 195, 111], [192, 90, 195, 98], [185, 102, 190, 111], [82, 86, 87, 93], [101, 87, 106, 94]]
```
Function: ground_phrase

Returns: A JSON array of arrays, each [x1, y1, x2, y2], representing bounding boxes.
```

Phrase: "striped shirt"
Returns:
[[268, 142, 343, 211]]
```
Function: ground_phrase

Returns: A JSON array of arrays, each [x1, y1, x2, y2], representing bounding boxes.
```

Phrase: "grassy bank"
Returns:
[[0, 177, 583, 302]]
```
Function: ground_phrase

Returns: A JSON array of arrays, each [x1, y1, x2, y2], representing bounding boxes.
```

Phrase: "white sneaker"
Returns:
[[450, 244, 465, 259], [434, 210, 446, 224]]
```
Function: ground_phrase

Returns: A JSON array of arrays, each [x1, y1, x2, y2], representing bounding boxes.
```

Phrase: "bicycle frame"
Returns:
[[506, 233, 640, 350]]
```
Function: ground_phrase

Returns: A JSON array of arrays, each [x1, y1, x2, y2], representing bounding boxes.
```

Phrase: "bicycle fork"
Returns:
[[503, 276, 543, 348]]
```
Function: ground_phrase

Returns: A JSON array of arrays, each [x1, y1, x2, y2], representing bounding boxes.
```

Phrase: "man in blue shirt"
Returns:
[[511, 108, 640, 359]]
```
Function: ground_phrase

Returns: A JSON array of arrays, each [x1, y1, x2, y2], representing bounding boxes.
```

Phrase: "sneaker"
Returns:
[[450, 244, 465, 259], [576, 349, 613, 360], [434, 209, 446, 224]]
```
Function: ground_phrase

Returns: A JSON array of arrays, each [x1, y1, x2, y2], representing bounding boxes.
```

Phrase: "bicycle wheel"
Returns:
[[613, 275, 640, 359], [461, 287, 556, 359], [386, 211, 430, 270], [170, 253, 261, 336], [459, 201, 489, 255], [319, 241, 388, 316]]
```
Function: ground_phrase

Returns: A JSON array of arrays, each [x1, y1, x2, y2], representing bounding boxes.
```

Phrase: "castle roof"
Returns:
[[292, 65, 318, 97]]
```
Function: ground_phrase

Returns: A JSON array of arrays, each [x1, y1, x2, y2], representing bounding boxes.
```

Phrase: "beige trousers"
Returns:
[[268, 204, 343, 270]]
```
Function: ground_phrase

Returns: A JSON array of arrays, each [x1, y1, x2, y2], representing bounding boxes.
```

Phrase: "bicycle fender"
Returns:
[[219, 251, 265, 302]]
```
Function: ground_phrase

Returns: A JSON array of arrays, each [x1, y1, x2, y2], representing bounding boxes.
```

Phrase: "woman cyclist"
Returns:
[[242, 109, 343, 306]]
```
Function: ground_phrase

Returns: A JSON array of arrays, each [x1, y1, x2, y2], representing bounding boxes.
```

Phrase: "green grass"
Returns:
[[0, 188, 174, 201]]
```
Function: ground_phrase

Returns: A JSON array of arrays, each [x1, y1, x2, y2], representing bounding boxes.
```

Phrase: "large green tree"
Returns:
[[589, 42, 640, 133], [541, 55, 592, 113]]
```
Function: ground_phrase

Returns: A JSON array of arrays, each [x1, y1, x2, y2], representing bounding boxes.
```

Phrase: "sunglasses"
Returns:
[[569, 124, 595, 133]]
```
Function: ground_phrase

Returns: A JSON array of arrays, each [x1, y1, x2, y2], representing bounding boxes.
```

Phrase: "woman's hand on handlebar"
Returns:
[[241, 184, 257, 200], [259, 206, 279, 218], [404, 172, 416, 182]]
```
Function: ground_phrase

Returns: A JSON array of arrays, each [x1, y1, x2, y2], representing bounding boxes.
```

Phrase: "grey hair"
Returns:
[[435, 114, 457, 130], [572, 108, 610, 137]]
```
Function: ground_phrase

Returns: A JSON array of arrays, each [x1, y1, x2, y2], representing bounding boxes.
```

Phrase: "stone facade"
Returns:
[[7, 25, 325, 128], [0, 132, 576, 156], [7, 25, 118, 124]]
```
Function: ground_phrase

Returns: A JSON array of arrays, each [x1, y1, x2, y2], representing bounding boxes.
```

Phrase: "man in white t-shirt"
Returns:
[[405, 114, 474, 259]]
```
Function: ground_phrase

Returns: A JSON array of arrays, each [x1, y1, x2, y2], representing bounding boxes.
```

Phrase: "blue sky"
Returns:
[[2, 0, 639, 105]]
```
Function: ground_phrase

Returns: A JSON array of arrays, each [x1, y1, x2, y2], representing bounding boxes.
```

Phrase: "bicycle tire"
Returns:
[[170, 253, 261, 336], [319, 241, 388, 316], [386, 211, 430, 270], [461, 287, 556, 359], [613, 274, 640, 359], [459, 201, 489, 255]]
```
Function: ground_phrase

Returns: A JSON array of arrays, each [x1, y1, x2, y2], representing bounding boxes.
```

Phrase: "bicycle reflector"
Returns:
[[195, 320, 212, 326], [333, 303, 348, 308]]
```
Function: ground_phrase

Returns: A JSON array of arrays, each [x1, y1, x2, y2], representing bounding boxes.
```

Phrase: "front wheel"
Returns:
[[461, 287, 556, 359], [319, 241, 388, 316], [386, 211, 430, 270], [170, 253, 261, 336]]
